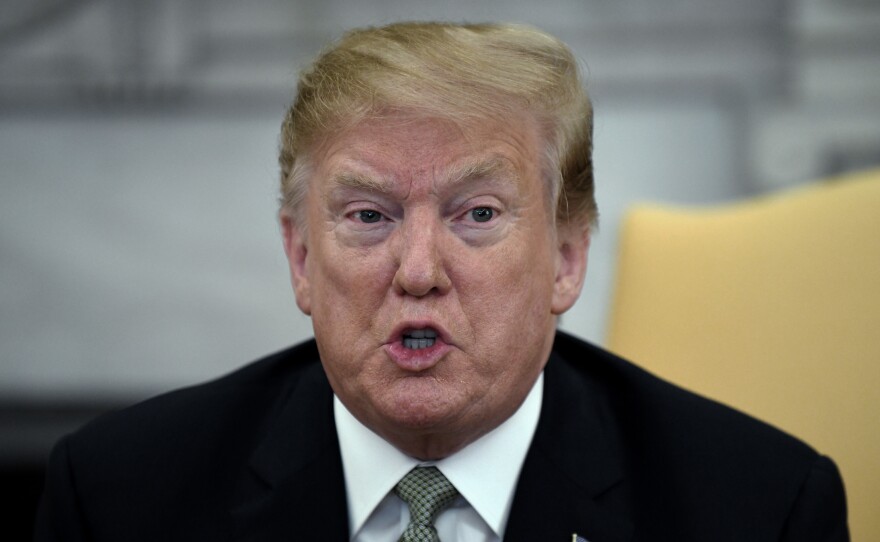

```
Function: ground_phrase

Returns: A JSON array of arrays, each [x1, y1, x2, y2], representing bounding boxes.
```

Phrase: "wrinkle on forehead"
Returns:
[[329, 154, 521, 198], [307, 112, 549, 219]]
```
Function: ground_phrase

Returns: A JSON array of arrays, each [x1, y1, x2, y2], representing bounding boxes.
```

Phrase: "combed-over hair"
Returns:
[[279, 21, 596, 228]]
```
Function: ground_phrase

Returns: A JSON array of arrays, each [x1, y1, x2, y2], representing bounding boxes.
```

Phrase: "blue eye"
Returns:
[[356, 210, 383, 223], [471, 207, 493, 223]]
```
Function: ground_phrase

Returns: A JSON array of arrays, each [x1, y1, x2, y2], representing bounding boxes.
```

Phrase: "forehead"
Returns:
[[309, 113, 545, 193]]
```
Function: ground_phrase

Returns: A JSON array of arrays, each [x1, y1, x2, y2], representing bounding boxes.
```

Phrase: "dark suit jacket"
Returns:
[[35, 332, 848, 541]]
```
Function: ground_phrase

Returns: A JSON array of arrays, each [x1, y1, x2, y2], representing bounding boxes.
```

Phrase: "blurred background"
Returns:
[[2, 0, 879, 538]]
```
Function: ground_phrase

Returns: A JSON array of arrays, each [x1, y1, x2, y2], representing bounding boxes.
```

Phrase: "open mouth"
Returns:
[[402, 328, 437, 350]]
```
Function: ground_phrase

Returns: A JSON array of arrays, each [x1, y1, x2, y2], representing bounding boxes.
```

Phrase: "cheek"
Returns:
[[307, 243, 390, 318], [454, 240, 556, 334]]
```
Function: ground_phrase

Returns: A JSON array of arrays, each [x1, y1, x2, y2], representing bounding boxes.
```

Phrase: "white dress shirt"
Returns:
[[334, 373, 544, 542]]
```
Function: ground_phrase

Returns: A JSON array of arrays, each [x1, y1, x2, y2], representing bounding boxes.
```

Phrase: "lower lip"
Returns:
[[384, 340, 451, 372]]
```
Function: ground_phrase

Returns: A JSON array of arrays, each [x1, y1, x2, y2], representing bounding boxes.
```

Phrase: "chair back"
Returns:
[[606, 169, 880, 541]]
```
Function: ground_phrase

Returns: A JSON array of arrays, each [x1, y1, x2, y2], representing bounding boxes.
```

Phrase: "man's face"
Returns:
[[281, 113, 588, 459]]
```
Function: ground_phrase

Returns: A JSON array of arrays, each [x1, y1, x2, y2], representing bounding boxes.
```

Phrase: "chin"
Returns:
[[380, 385, 465, 430], [386, 401, 456, 430]]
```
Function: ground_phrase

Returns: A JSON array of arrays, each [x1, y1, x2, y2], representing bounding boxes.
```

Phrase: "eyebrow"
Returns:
[[329, 155, 517, 194], [331, 171, 393, 193], [444, 156, 517, 188]]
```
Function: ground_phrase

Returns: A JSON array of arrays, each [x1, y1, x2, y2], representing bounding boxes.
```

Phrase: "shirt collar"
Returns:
[[335, 372, 543, 539]]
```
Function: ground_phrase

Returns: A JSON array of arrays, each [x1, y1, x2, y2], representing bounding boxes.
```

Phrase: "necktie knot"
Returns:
[[394, 466, 459, 542]]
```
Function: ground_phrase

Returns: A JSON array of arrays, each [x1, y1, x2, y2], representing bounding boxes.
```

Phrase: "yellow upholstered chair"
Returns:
[[606, 168, 880, 541]]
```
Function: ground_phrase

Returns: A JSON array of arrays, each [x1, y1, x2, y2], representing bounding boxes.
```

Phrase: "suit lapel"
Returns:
[[505, 346, 633, 542], [230, 358, 349, 541]]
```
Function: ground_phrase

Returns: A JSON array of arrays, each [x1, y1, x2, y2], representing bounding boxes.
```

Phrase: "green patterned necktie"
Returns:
[[394, 466, 460, 542]]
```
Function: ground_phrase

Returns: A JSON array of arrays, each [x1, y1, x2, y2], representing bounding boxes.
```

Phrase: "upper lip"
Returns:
[[387, 320, 452, 345]]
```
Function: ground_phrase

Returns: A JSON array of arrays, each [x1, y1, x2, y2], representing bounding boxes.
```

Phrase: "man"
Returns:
[[37, 22, 848, 541]]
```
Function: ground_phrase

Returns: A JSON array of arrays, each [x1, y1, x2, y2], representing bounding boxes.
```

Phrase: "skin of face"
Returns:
[[280, 112, 589, 460]]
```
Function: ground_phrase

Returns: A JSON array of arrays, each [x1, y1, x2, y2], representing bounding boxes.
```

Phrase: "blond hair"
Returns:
[[279, 21, 596, 228]]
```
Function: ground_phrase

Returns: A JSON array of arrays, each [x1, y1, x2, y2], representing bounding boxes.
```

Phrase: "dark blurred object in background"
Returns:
[[1, 463, 44, 542], [0, 401, 126, 541]]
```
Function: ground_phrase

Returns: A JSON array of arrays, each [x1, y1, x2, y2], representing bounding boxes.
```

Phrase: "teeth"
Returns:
[[403, 329, 437, 349], [403, 338, 435, 349]]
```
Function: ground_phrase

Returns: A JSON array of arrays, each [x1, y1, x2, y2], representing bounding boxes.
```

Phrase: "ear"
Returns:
[[279, 209, 312, 315], [551, 224, 590, 315]]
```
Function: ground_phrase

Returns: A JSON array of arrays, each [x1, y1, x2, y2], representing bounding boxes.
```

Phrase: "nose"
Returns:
[[391, 214, 452, 297]]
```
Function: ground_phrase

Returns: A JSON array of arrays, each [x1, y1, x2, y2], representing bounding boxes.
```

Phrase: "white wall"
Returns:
[[0, 116, 311, 397]]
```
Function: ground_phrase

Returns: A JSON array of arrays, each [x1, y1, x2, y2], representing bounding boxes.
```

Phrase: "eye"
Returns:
[[355, 209, 383, 223], [470, 207, 494, 223]]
